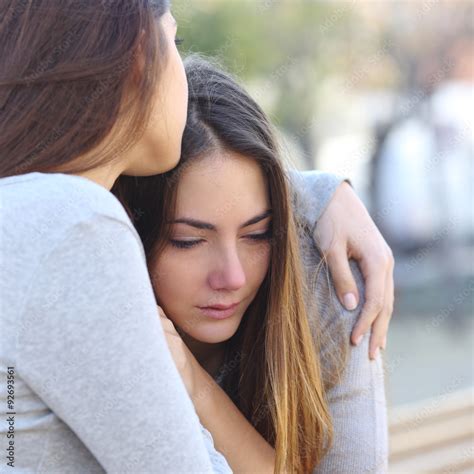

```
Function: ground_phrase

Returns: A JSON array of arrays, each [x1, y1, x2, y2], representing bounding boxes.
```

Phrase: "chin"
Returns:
[[157, 148, 181, 173], [130, 146, 182, 177], [191, 323, 239, 344]]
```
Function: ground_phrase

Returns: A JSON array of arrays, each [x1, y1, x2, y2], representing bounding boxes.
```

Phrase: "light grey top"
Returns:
[[0, 172, 230, 473]]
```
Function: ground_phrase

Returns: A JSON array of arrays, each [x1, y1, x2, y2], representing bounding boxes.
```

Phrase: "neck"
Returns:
[[74, 162, 125, 191]]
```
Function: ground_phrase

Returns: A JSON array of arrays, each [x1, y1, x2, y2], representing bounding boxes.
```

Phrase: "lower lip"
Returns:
[[198, 304, 239, 320]]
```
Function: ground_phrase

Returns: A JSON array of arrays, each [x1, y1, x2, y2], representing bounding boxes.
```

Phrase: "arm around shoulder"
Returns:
[[287, 169, 351, 231]]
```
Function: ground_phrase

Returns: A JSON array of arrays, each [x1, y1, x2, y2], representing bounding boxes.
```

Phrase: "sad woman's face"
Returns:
[[151, 151, 272, 345]]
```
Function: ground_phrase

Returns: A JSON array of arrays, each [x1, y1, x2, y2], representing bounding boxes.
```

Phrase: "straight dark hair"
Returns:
[[0, 0, 169, 178]]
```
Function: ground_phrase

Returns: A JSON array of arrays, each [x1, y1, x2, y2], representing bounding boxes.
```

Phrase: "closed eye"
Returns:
[[169, 239, 203, 249], [246, 230, 272, 241], [169, 229, 272, 249]]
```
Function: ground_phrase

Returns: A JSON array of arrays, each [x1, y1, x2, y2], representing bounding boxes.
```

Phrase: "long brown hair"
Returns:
[[0, 0, 169, 178], [114, 55, 334, 473]]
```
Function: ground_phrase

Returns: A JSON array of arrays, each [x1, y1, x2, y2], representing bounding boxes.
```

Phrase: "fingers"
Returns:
[[368, 259, 394, 358], [351, 245, 395, 358], [326, 244, 360, 311], [158, 305, 175, 330], [350, 254, 387, 346]]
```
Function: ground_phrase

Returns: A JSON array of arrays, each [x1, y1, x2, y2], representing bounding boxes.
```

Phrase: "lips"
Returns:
[[198, 302, 240, 320], [201, 302, 239, 310]]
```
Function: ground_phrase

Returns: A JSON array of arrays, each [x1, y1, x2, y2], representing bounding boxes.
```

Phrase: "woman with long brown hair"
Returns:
[[114, 56, 389, 473], [0, 1, 231, 472]]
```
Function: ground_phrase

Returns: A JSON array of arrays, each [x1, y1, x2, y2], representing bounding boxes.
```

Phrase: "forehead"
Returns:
[[174, 152, 270, 224]]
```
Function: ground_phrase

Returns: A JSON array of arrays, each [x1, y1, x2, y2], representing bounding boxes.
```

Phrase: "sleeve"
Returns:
[[310, 257, 389, 474], [16, 213, 219, 473], [287, 169, 351, 235], [201, 425, 234, 473], [316, 320, 389, 471]]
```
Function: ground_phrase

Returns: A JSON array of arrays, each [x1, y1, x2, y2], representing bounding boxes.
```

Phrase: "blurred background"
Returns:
[[175, 0, 473, 471]]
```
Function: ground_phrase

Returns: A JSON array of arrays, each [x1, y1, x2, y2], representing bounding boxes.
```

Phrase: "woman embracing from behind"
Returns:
[[0, 2, 231, 472]]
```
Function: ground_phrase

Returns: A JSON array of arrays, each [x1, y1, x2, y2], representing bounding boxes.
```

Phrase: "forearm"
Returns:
[[287, 169, 349, 229], [192, 362, 275, 474]]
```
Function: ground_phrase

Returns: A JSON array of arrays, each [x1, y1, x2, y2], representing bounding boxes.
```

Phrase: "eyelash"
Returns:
[[170, 231, 272, 250], [174, 37, 184, 46], [169, 240, 198, 249], [248, 230, 272, 241]]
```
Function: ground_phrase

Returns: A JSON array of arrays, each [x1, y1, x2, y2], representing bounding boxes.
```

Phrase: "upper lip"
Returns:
[[199, 302, 240, 310]]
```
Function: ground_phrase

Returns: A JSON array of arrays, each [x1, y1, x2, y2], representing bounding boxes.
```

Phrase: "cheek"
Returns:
[[244, 243, 271, 288], [151, 254, 201, 312], [168, 49, 188, 131], [177, 55, 188, 117], [149, 48, 187, 158]]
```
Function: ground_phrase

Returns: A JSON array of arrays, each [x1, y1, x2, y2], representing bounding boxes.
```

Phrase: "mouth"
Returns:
[[198, 302, 240, 320]]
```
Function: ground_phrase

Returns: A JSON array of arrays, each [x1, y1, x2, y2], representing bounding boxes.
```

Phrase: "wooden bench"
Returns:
[[388, 388, 474, 473]]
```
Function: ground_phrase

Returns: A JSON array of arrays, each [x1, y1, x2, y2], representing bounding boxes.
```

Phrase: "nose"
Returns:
[[208, 245, 247, 291]]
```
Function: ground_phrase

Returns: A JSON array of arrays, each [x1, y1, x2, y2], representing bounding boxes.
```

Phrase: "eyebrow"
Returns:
[[170, 209, 273, 231]]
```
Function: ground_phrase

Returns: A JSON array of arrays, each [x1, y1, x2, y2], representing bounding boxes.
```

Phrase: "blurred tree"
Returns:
[[175, 0, 356, 169]]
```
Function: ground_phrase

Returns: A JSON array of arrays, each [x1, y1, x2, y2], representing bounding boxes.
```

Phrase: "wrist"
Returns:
[[190, 358, 218, 417]]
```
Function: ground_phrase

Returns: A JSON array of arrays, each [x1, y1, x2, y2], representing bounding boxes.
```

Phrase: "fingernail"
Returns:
[[354, 334, 363, 346], [343, 293, 357, 311], [373, 347, 379, 359], [381, 337, 387, 350]]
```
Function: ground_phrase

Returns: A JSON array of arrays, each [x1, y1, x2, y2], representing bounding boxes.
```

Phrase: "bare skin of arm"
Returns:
[[191, 358, 276, 474]]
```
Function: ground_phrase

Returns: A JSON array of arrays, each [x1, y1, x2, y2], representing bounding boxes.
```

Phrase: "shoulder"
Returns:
[[298, 231, 365, 336], [0, 172, 145, 309], [297, 230, 366, 385], [1, 171, 130, 222], [0, 171, 139, 250], [286, 169, 347, 228], [299, 239, 388, 472]]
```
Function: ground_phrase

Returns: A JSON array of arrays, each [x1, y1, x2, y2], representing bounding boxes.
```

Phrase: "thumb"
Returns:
[[326, 248, 359, 311]]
